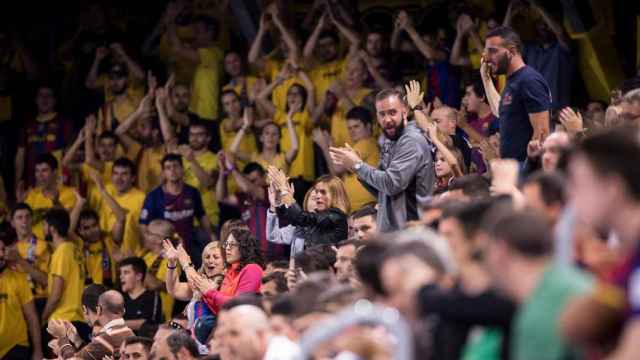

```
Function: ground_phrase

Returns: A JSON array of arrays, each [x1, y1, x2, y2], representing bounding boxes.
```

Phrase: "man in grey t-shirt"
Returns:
[[330, 88, 434, 232]]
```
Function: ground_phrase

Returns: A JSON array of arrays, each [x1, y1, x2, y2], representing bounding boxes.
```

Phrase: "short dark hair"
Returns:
[[44, 208, 70, 237], [574, 127, 640, 200], [11, 203, 33, 218], [118, 257, 148, 281], [441, 199, 495, 240], [113, 157, 136, 175], [270, 295, 297, 317], [161, 153, 183, 168], [242, 162, 265, 176], [82, 284, 108, 313], [375, 88, 408, 108], [220, 293, 264, 312], [346, 106, 373, 126], [261, 271, 288, 293], [485, 26, 523, 53], [221, 89, 240, 101], [189, 119, 210, 134], [79, 209, 99, 224], [294, 245, 336, 273], [354, 241, 388, 295], [266, 260, 289, 271], [336, 239, 363, 250], [124, 336, 153, 353], [166, 331, 200, 358], [0, 222, 17, 247], [98, 131, 117, 143], [350, 205, 377, 220], [485, 209, 552, 257], [468, 77, 487, 103], [35, 153, 58, 170], [448, 174, 491, 198], [522, 171, 567, 207]]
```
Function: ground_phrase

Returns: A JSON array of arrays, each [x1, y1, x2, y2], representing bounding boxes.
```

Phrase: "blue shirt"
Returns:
[[498, 65, 552, 161], [140, 184, 205, 248]]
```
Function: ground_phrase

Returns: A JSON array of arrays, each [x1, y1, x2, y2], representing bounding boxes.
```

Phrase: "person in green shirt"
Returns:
[[485, 209, 593, 360]]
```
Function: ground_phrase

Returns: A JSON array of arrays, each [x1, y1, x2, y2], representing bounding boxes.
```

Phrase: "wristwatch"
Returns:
[[354, 161, 364, 171]]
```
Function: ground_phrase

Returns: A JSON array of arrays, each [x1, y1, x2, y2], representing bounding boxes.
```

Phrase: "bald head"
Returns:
[[228, 305, 269, 331], [99, 290, 125, 316], [432, 106, 458, 136]]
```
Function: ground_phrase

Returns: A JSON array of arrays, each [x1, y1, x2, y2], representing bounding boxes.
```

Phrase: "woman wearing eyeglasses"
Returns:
[[190, 228, 265, 314]]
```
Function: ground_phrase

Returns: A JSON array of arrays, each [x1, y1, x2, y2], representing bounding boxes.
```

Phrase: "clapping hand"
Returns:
[[329, 143, 362, 171], [559, 107, 584, 135]]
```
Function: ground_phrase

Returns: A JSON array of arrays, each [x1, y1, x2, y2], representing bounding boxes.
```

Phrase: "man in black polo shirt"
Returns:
[[118, 257, 163, 336], [480, 26, 551, 162]]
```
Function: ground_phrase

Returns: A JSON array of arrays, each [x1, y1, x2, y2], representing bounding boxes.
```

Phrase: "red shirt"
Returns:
[[203, 263, 263, 314]]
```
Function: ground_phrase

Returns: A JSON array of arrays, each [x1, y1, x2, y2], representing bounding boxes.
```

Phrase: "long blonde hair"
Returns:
[[314, 175, 351, 214]]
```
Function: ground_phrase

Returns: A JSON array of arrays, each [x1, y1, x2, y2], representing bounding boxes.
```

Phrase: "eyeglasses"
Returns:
[[168, 320, 186, 331], [224, 241, 239, 249]]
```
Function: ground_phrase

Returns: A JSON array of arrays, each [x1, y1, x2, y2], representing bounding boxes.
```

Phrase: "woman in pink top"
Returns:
[[193, 229, 264, 314]]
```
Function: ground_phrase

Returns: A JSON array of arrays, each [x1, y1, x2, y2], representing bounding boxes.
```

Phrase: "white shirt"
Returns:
[[263, 336, 301, 360]]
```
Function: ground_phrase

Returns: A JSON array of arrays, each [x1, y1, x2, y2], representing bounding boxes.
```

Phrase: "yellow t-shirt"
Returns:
[[0, 269, 33, 358], [95, 73, 145, 102], [142, 252, 174, 322], [137, 146, 166, 193], [98, 184, 146, 256], [84, 239, 116, 286], [97, 93, 143, 133], [25, 186, 77, 241], [220, 118, 258, 158], [272, 77, 304, 113], [274, 110, 314, 181], [344, 138, 380, 211], [15, 237, 50, 298], [48, 241, 85, 322], [250, 152, 289, 175], [184, 151, 219, 226], [310, 59, 346, 104], [189, 46, 224, 121], [158, 26, 197, 85], [330, 88, 374, 147]]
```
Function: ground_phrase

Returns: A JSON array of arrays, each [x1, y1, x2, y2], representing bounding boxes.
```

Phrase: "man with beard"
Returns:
[[504, 0, 572, 111], [0, 230, 44, 360], [330, 88, 434, 232], [481, 26, 551, 162], [95, 63, 145, 133]]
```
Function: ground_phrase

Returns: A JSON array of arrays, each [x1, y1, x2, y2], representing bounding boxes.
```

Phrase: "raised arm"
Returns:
[[229, 110, 253, 163], [480, 58, 501, 117], [360, 51, 393, 89], [90, 171, 126, 245], [85, 47, 109, 90], [162, 239, 193, 301], [284, 109, 300, 165], [216, 153, 238, 205], [390, 13, 404, 52], [110, 43, 145, 80], [84, 115, 104, 171], [115, 92, 152, 136], [417, 112, 463, 177], [270, 6, 301, 63], [450, 16, 473, 67], [248, 13, 270, 71], [297, 69, 316, 112], [329, 10, 360, 60], [312, 128, 344, 176], [256, 72, 288, 118], [303, 13, 328, 63], [155, 88, 178, 147], [62, 128, 85, 169], [530, 0, 569, 49], [398, 11, 437, 61]]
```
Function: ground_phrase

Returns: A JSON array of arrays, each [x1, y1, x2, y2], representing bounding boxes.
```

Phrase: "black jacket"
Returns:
[[276, 203, 348, 247]]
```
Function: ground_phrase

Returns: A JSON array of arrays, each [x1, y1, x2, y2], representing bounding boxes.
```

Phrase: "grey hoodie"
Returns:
[[356, 121, 435, 232]]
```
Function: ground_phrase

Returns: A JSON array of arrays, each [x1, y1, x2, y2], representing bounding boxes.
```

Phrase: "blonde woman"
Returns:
[[163, 240, 224, 350], [268, 167, 350, 246]]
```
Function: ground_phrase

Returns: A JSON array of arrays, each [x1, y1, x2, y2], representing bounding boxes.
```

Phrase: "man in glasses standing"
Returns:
[[481, 26, 551, 163]]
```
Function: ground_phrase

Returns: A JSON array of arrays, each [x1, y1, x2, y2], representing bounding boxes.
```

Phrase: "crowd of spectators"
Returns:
[[2, 0, 640, 359]]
